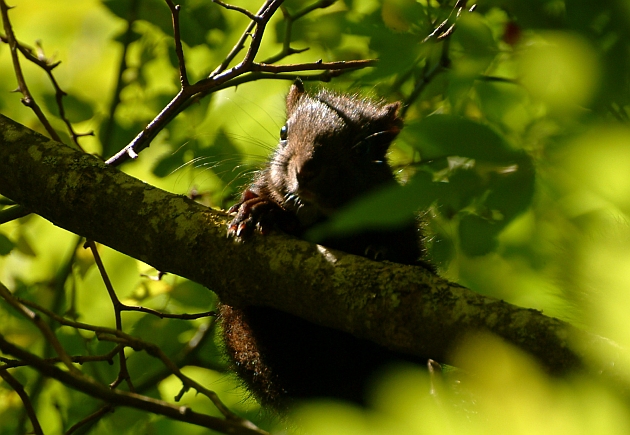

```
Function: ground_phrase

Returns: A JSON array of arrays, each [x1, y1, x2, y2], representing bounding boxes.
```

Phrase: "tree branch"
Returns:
[[0, 114, 607, 377], [0, 369, 44, 435], [104, 0, 376, 167], [0, 0, 60, 142], [0, 335, 266, 435]]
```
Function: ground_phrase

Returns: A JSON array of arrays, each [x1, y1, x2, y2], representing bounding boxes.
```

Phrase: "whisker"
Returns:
[[224, 95, 282, 143]]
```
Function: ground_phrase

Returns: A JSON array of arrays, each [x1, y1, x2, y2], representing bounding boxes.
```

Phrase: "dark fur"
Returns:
[[223, 81, 426, 410]]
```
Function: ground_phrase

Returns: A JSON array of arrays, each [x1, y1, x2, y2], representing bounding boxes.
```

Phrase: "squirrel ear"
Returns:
[[286, 79, 306, 114], [383, 101, 403, 131], [383, 101, 402, 119]]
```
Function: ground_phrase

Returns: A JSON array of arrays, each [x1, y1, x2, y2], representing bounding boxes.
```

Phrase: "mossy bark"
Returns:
[[0, 113, 587, 373]]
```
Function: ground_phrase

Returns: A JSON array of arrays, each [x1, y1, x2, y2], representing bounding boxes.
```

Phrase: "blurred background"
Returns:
[[1, 0, 630, 433]]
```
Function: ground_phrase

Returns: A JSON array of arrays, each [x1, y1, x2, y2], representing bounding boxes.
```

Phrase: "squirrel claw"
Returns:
[[227, 188, 288, 240]]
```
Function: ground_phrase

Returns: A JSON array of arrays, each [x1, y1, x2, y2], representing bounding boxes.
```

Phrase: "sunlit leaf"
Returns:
[[0, 233, 14, 256], [42, 93, 95, 122]]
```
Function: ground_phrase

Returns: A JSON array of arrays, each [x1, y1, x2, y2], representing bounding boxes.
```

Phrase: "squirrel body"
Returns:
[[222, 81, 426, 409]]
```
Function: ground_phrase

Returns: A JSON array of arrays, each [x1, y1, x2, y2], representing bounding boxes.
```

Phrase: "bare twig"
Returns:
[[253, 59, 377, 73], [0, 335, 268, 435], [262, 0, 335, 64], [97, 332, 238, 418], [65, 405, 114, 435], [165, 0, 189, 87], [166, 68, 359, 95], [422, 0, 471, 42], [209, 0, 265, 76], [213, 0, 259, 22], [10, 281, 233, 420], [0, 282, 80, 375], [101, 0, 140, 149], [6, 293, 244, 427], [85, 240, 216, 322], [0, 10, 91, 149], [105, 0, 376, 167], [132, 321, 226, 393], [15, 296, 136, 339], [0, 204, 30, 224], [85, 240, 135, 392], [106, 0, 282, 165], [119, 305, 216, 320], [0, 0, 61, 142], [0, 369, 44, 435], [0, 344, 123, 370], [402, 41, 450, 116]]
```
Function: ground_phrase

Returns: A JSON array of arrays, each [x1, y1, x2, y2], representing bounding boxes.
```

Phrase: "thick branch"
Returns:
[[0, 114, 592, 373]]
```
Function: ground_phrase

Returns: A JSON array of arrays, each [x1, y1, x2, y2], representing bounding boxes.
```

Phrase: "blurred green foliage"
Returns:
[[1, 0, 630, 434]]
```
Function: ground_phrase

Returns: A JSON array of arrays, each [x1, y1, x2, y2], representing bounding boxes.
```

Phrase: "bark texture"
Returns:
[[0, 114, 587, 373]]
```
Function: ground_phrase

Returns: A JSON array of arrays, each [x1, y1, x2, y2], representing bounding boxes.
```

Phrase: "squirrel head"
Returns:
[[267, 80, 403, 221]]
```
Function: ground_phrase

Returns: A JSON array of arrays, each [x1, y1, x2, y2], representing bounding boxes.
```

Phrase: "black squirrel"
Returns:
[[221, 80, 428, 410]]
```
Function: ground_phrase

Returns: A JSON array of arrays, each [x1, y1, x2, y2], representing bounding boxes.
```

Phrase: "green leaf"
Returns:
[[307, 171, 441, 241], [403, 115, 520, 162], [0, 233, 15, 256], [42, 93, 94, 123], [458, 213, 500, 256], [170, 280, 216, 309], [102, 0, 226, 47], [126, 316, 195, 385], [14, 234, 36, 257]]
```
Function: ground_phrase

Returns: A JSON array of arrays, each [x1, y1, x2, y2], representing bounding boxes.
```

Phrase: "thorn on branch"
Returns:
[[175, 385, 189, 401], [127, 148, 139, 159]]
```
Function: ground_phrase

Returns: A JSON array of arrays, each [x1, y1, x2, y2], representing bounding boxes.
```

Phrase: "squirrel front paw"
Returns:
[[227, 189, 293, 239]]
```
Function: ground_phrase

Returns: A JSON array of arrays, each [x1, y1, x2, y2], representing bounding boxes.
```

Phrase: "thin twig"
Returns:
[[101, 0, 139, 149], [14, 297, 131, 339], [97, 332, 238, 419], [253, 59, 377, 73], [0, 8, 90, 150], [213, 0, 259, 22], [104, 56, 373, 167], [108, 0, 285, 165], [105, 0, 376, 167], [36, 40, 92, 151], [0, 0, 61, 142], [402, 41, 450, 117], [11, 282, 232, 420], [0, 369, 44, 435], [204, 68, 370, 93], [85, 240, 135, 392], [262, 0, 335, 64], [121, 304, 216, 320], [0, 204, 30, 224], [209, 1, 261, 76], [0, 335, 268, 435], [65, 405, 114, 435], [0, 281, 80, 375], [165, 0, 189, 87], [0, 344, 123, 369]]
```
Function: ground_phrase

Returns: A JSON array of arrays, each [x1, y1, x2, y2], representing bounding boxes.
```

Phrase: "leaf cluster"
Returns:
[[1, 0, 630, 434]]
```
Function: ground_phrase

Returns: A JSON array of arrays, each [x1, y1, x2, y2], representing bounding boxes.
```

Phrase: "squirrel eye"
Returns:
[[280, 125, 288, 141]]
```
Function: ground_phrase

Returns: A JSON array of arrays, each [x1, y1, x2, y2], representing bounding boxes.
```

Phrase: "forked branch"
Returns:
[[105, 0, 376, 167]]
